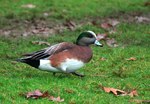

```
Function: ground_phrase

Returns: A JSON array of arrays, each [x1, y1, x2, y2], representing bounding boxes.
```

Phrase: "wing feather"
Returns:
[[23, 42, 74, 60]]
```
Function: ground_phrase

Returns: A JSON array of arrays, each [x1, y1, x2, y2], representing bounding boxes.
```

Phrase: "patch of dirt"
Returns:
[[0, 12, 149, 37]]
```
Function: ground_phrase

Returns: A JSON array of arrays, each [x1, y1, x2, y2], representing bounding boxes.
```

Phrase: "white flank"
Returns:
[[60, 58, 84, 73], [38, 60, 60, 72], [38, 59, 84, 73]]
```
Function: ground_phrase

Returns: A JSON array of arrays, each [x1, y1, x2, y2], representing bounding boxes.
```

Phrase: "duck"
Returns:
[[17, 31, 103, 77]]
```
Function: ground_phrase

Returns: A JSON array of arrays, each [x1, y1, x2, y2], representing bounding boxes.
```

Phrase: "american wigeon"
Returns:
[[17, 31, 103, 77]]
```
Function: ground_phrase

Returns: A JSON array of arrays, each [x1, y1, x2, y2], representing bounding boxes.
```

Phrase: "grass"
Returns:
[[0, 0, 149, 21], [0, 0, 150, 104]]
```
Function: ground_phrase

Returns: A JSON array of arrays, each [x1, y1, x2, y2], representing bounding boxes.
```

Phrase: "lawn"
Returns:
[[0, 0, 150, 104]]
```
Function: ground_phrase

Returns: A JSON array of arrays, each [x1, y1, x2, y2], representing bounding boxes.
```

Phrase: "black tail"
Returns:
[[16, 58, 40, 68]]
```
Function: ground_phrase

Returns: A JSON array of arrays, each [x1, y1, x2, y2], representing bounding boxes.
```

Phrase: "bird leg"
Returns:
[[71, 72, 84, 77], [53, 72, 56, 76]]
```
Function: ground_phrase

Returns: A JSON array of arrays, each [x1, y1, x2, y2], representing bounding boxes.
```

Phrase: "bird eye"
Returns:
[[88, 35, 93, 38]]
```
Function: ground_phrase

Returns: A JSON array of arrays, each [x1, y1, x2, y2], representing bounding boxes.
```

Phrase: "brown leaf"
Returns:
[[43, 12, 49, 17], [101, 86, 138, 97], [128, 89, 138, 97], [97, 33, 108, 40], [42, 91, 50, 98], [100, 57, 107, 61], [106, 38, 118, 47], [32, 29, 39, 34], [103, 87, 127, 96], [144, 1, 150, 6], [135, 16, 150, 23], [49, 96, 64, 102], [109, 19, 120, 27], [26, 90, 43, 99], [101, 23, 112, 29], [21, 4, 36, 9], [109, 29, 117, 34], [130, 99, 150, 103], [100, 20, 120, 29], [64, 20, 76, 31], [126, 57, 136, 61], [25, 90, 64, 102], [65, 89, 74, 93], [31, 41, 50, 46]]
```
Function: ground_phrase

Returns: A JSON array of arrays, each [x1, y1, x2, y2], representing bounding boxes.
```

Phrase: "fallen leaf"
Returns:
[[100, 19, 120, 29], [100, 23, 112, 29], [49, 96, 64, 102], [100, 86, 138, 97], [135, 16, 150, 23], [31, 41, 50, 46], [96, 33, 108, 40], [64, 20, 76, 31], [130, 99, 150, 103], [65, 89, 74, 93], [25, 90, 64, 102], [21, 4, 36, 9], [26, 89, 43, 99], [126, 57, 136, 61], [43, 12, 49, 17], [109, 29, 117, 34], [32, 29, 39, 34], [109, 19, 120, 27], [144, 1, 150, 6], [128, 89, 138, 97], [106, 38, 118, 47], [42, 91, 50, 98], [103, 87, 127, 96], [100, 57, 107, 61], [4, 30, 11, 36]]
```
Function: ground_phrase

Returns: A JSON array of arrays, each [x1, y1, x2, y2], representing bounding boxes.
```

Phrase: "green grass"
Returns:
[[0, 0, 149, 20], [0, 0, 150, 104]]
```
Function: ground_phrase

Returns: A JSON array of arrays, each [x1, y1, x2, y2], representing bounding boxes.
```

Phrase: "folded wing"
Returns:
[[22, 42, 74, 60]]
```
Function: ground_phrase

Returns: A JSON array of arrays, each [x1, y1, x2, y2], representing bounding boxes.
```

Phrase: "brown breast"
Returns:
[[49, 45, 93, 67]]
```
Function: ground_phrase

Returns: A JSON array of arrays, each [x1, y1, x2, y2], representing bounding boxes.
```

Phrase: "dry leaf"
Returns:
[[128, 89, 138, 97], [43, 12, 49, 17], [135, 16, 150, 23], [26, 90, 43, 99], [42, 91, 50, 98], [109, 29, 117, 34], [130, 99, 150, 103], [103, 87, 127, 96], [106, 38, 118, 47], [32, 29, 39, 34], [101, 23, 112, 29], [49, 96, 64, 102], [101, 86, 138, 97], [21, 4, 36, 9], [100, 19, 119, 29], [100, 57, 107, 61], [109, 20, 120, 27], [65, 89, 74, 93], [126, 57, 136, 61], [25, 90, 64, 102], [144, 1, 150, 6], [64, 20, 76, 31], [97, 33, 108, 40], [31, 41, 50, 46]]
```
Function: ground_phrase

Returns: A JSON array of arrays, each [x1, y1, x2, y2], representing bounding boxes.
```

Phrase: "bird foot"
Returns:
[[71, 72, 84, 77]]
